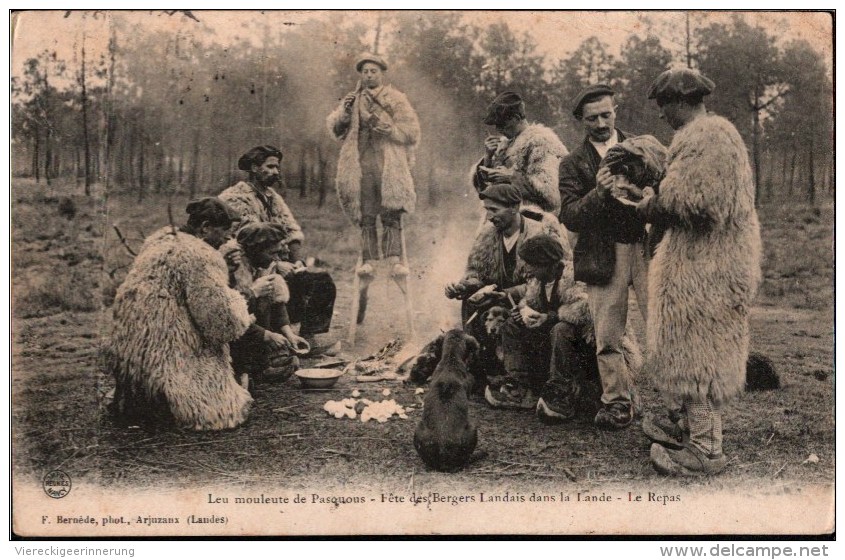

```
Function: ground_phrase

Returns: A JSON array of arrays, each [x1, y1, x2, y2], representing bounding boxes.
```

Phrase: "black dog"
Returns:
[[413, 330, 480, 472]]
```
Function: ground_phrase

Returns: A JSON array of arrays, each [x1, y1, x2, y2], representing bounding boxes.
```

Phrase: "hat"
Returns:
[[572, 84, 615, 118], [602, 135, 668, 188], [355, 53, 388, 72], [479, 182, 523, 207], [518, 234, 565, 266], [185, 197, 240, 228], [236, 222, 287, 249], [647, 68, 715, 101], [483, 91, 525, 126], [237, 145, 283, 172]]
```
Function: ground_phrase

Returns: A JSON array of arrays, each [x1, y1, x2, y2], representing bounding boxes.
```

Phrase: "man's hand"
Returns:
[[616, 185, 655, 208], [251, 274, 288, 303], [445, 282, 466, 300], [287, 333, 311, 356], [610, 174, 644, 201], [484, 135, 503, 156], [482, 166, 514, 183], [510, 306, 524, 325], [467, 284, 500, 305], [595, 166, 614, 200], [343, 93, 357, 112], [271, 261, 297, 277], [222, 246, 243, 274], [263, 330, 294, 352], [519, 305, 547, 329]]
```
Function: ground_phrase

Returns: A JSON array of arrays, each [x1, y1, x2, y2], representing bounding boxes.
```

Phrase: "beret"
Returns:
[[647, 68, 715, 101], [236, 222, 287, 249], [356, 52, 388, 72], [572, 84, 615, 117], [237, 145, 283, 171], [518, 234, 565, 266], [483, 91, 525, 126], [185, 197, 240, 227], [479, 181, 523, 206], [602, 135, 668, 187]]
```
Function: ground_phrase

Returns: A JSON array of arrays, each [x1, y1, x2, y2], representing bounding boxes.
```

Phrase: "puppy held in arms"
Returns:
[[413, 330, 480, 472]]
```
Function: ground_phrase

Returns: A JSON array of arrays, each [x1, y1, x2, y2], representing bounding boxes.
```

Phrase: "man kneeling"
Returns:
[[484, 235, 637, 422]]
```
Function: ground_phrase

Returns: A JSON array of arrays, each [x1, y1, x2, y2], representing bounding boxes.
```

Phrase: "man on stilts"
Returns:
[[327, 52, 421, 340]]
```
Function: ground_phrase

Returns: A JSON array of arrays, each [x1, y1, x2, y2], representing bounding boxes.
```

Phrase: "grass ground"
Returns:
[[10, 177, 834, 525]]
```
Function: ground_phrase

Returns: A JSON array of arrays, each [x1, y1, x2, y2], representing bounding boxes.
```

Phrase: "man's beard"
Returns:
[[255, 174, 279, 188]]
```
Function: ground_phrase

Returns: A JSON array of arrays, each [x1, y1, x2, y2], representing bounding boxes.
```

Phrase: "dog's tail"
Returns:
[[746, 351, 779, 391]]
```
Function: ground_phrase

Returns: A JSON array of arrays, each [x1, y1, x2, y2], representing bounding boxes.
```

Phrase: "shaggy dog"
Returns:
[[413, 330, 481, 472]]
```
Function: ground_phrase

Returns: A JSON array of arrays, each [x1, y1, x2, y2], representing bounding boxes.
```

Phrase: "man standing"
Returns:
[[471, 91, 568, 216], [326, 53, 420, 280], [220, 145, 337, 351], [619, 68, 761, 475], [559, 84, 647, 430]]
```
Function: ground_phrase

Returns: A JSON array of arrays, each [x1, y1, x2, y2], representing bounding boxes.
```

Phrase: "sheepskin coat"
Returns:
[[641, 114, 761, 404], [327, 84, 420, 225], [218, 181, 304, 246], [472, 123, 569, 215], [463, 213, 567, 290], [104, 227, 253, 430]]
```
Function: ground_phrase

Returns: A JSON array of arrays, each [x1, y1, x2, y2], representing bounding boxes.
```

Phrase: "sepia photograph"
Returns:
[[9, 9, 835, 537]]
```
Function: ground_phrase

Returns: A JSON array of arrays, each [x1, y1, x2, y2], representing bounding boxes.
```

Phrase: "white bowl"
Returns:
[[294, 368, 343, 389]]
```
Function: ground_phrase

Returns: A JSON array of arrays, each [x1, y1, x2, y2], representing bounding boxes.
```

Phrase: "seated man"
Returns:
[[483, 235, 642, 423], [220, 145, 337, 349], [103, 198, 293, 430], [444, 182, 563, 379], [225, 223, 311, 379]]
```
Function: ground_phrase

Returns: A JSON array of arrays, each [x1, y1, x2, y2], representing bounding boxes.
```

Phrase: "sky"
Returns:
[[10, 9, 833, 80]]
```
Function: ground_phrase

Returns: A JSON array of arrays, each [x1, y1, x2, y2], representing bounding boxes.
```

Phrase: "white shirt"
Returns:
[[544, 282, 556, 302], [589, 129, 619, 160], [502, 229, 520, 253]]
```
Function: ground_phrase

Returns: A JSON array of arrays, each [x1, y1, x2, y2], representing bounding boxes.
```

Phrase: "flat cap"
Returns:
[[185, 197, 240, 227], [647, 68, 715, 101], [519, 234, 565, 266], [356, 52, 388, 72], [236, 222, 287, 249], [483, 91, 525, 126], [572, 84, 615, 117], [238, 145, 283, 172], [479, 181, 523, 207]]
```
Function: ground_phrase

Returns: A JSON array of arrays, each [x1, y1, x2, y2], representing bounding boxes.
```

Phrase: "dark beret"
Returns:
[[483, 91, 525, 126], [572, 84, 615, 118], [356, 52, 388, 72], [185, 197, 240, 227], [519, 234, 565, 266], [479, 182, 523, 207], [236, 222, 286, 249], [237, 145, 283, 172], [647, 68, 715, 101]]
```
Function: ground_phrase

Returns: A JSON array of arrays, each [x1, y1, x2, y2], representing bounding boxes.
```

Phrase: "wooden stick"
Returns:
[[348, 254, 362, 345], [112, 224, 138, 256], [397, 214, 416, 341]]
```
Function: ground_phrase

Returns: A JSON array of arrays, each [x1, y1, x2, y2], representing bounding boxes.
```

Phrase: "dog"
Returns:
[[413, 330, 480, 472]]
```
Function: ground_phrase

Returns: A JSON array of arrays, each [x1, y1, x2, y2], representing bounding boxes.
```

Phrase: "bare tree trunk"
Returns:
[[137, 135, 145, 202], [779, 149, 789, 201], [299, 150, 308, 198], [788, 142, 798, 196], [807, 134, 816, 206], [751, 107, 761, 206], [317, 144, 328, 208], [427, 165, 438, 207], [33, 131, 40, 184], [188, 129, 200, 199], [80, 32, 92, 195]]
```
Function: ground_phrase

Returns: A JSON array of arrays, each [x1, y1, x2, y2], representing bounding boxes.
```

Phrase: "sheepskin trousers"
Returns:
[[586, 241, 648, 406], [501, 318, 595, 393], [360, 154, 403, 261], [684, 397, 723, 457]]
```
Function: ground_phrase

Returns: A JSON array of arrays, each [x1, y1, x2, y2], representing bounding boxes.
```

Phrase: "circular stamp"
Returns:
[[43, 470, 72, 499]]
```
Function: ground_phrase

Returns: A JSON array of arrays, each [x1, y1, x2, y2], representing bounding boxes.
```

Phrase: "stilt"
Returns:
[[347, 255, 362, 345], [392, 215, 416, 341]]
